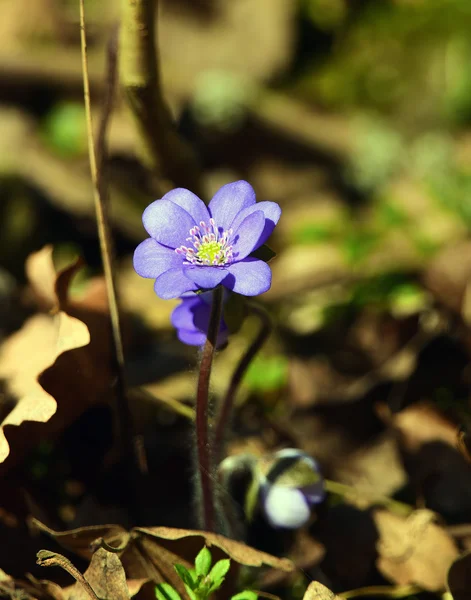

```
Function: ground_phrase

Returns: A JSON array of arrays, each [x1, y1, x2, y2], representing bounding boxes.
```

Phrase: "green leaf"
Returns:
[[250, 244, 276, 263], [184, 585, 197, 600], [174, 564, 195, 589], [231, 591, 258, 600], [208, 558, 231, 586], [195, 546, 212, 577], [155, 583, 183, 600]]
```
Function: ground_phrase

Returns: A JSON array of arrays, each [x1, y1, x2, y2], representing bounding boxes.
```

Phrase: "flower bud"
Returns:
[[257, 449, 325, 529]]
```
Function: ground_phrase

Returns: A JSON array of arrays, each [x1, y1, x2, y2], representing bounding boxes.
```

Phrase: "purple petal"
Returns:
[[172, 296, 229, 347], [133, 238, 181, 278], [192, 298, 227, 334], [154, 268, 198, 299], [230, 210, 265, 260], [302, 482, 326, 505], [171, 298, 200, 330], [163, 188, 210, 226], [208, 181, 256, 231], [143, 199, 196, 249], [230, 201, 281, 250], [226, 258, 271, 296], [177, 328, 207, 346], [183, 266, 229, 289]]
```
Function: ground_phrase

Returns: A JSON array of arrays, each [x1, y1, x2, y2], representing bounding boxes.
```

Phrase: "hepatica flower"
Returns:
[[258, 449, 325, 529], [133, 181, 281, 299], [171, 293, 229, 347]]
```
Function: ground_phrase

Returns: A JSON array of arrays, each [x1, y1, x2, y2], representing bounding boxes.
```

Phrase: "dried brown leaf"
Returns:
[[32, 520, 294, 599], [30, 519, 129, 561], [0, 311, 90, 464], [384, 401, 459, 453], [25, 575, 66, 600], [126, 579, 151, 598], [303, 582, 342, 600], [0, 246, 125, 472], [25, 245, 84, 312], [135, 526, 294, 570], [66, 548, 130, 600], [374, 508, 459, 591]]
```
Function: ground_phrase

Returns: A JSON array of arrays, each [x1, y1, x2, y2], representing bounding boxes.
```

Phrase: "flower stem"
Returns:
[[214, 303, 272, 463], [324, 479, 413, 517], [196, 286, 224, 532]]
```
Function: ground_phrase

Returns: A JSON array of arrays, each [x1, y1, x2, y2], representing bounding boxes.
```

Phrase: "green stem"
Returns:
[[214, 303, 272, 463], [196, 286, 224, 532], [324, 479, 413, 517], [339, 584, 422, 599]]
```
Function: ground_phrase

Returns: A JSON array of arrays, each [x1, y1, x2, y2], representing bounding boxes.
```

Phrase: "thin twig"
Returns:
[[79, 1, 139, 471], [196, 286, 224, 532], [119, 0, 203, 195], [214, 303, 272, 462], [37, 551, 100, 600]]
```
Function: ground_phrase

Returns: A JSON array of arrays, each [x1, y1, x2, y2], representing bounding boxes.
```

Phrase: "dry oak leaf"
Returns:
[[382, 401, 459, 454], [65, 548, 132, 600], [0, 311, 90, 463], [373, 508, 459, 591], [32, 519, 294, 599], [303, 582, 342, 600], [0, 570, 64, 600], [0, 245, 115, 472]]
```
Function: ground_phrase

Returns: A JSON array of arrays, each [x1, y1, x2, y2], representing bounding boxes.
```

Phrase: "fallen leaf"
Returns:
[[383, 401, 459, 453], [374, 508, 459, 591], [303, 582, 342, 600], [447, 551, 471, 600], [25, 245, 82, 312], [25, 575, 66, 600], [0, 570, 64, 600], [65, 548, 130, 600], [0, 246, 117, 473], [32, 519, 294, 599], [0, 311, 90, 465]]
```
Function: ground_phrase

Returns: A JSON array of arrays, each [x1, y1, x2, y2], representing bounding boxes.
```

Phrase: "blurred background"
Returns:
[[2, 0, 471, 597]]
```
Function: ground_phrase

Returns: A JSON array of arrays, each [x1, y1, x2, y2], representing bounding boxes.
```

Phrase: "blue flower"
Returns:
[[171, 293, 229, 347], [259, 449, 325, 529], [133, 181, 281, 299]]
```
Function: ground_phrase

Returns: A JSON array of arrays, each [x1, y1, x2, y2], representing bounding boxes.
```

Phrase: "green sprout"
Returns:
[[155, 547, 257, 600]]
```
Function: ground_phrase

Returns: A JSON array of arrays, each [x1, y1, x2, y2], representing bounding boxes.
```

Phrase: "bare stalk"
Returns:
[[79, 1, 138, 470], [195, 286, 224, 532], [214, 303, 272, 462], [119, 0, 203, 195]]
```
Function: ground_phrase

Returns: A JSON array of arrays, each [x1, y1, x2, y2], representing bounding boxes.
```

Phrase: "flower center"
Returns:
[[175, 218, 233, 266]]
